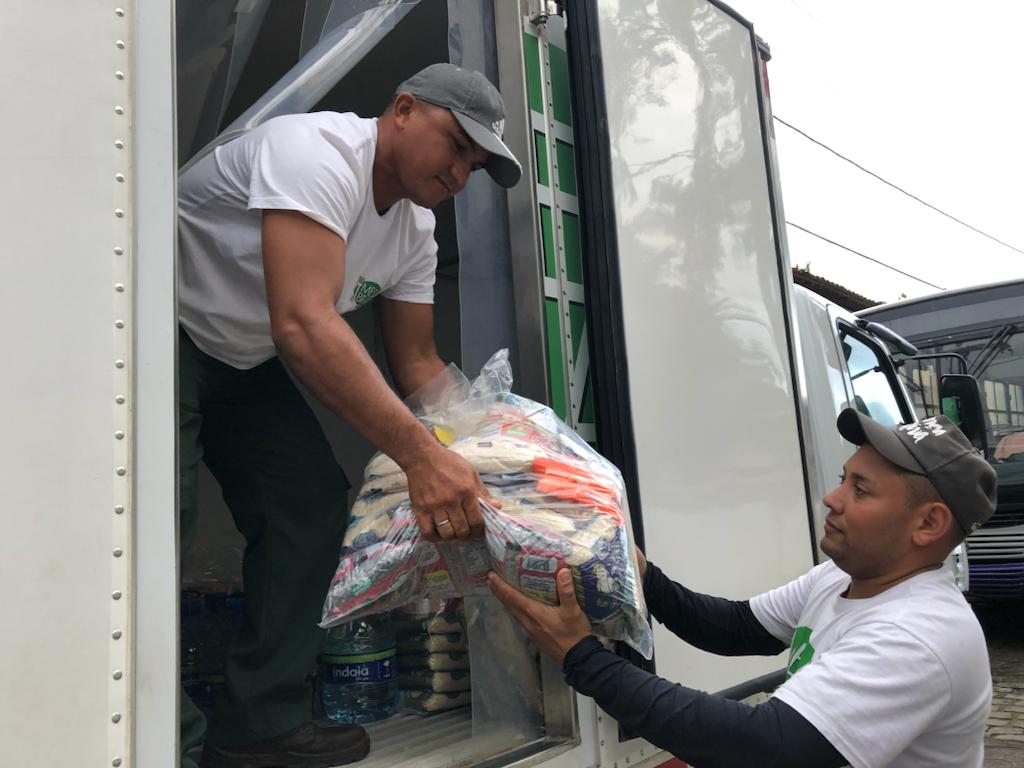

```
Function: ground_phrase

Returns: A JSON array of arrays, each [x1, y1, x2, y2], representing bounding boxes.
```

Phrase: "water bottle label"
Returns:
[[320, 648, 396, 684], [181, 664, 201, 692]]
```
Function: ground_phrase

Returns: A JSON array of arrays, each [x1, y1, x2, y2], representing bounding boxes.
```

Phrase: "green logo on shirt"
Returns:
[[352, 277, 381, 307], [786, 626, 815, 678]]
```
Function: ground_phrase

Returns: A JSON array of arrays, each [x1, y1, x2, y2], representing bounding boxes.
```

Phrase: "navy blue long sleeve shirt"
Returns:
[[561, 563, 847, 767]]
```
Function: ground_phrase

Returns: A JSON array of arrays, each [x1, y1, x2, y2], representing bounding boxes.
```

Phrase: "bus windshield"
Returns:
[[898, 322, 1024, 463]]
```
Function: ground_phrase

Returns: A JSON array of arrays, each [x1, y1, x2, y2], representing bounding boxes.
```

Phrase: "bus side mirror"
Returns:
[[939, 374, 988, 455]]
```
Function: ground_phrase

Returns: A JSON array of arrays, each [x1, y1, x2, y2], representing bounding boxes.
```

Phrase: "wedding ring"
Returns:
[[436, 519, 452, 527]]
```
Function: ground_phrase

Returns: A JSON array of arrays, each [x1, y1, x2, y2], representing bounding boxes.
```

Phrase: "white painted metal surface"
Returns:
[[132, 0, 179, 766], [0, 2, 136, 764], [791, 286, 856, 551], [593, 0, 814, 713]]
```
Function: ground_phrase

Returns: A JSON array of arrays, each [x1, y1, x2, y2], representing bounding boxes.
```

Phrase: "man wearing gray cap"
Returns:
[[176, 63, 521, 767], [491, 409, 998, 767]]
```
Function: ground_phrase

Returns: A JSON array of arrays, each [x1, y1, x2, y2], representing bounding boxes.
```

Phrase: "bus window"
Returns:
[[979, 325, 1024, 461], [894, 324, 1023, 462], [841, 330, 906, 427]]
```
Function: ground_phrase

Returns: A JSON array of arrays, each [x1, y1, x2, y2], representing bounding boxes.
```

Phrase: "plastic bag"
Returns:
[[465, 595, 543, 743], [320, 350, 653, 659]]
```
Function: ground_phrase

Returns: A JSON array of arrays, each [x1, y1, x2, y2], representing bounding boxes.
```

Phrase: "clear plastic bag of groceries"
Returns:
[[320, 350, 653, 659]]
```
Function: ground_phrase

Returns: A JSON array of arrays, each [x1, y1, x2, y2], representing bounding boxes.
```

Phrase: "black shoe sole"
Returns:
[[201, 731, 371, 768]]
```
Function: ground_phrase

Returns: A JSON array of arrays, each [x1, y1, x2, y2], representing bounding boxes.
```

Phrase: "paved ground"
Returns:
[[974, 601, 1024, 766]]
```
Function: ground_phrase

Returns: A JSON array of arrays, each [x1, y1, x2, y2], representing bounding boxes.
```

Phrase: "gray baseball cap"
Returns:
[[837, 408, 998, 532], [396, 63, 522, 188]]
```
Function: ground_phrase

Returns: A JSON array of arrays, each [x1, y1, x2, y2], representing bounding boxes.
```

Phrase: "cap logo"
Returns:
[[898, 416, 948, 444], [491, 118, 505, 137]]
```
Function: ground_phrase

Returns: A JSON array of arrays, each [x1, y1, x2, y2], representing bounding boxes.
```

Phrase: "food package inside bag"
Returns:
[[320, 350, 653, 660]]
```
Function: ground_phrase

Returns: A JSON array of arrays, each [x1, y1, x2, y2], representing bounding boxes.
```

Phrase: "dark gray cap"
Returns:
[[837, 408, 998, 532], [397, 63, 522, 188]]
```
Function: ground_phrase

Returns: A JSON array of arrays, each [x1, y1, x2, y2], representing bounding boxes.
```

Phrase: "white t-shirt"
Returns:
[[178, 112, 438, 369], [751, 561, 991, 768]]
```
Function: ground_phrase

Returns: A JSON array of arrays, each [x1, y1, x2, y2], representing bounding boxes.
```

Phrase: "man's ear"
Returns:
[[392, 92, 417, 126], [911, 501, 956, 548]]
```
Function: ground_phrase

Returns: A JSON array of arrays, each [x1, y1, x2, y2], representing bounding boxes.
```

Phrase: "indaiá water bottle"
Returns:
[[180, 592, 204, 705], [197, 592, 229, 715], [320, 613, 397, 723]]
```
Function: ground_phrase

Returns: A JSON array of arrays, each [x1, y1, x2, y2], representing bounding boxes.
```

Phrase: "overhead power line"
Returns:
[[774, 117, 1024, 258], [786, 221, 945, 291]]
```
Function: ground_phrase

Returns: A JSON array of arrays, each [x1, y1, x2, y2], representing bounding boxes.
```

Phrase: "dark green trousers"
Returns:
[[178, 327, 350, 765]]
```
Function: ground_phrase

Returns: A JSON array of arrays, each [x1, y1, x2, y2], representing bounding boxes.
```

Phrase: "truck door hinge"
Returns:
[[527, 0, 562, 26]]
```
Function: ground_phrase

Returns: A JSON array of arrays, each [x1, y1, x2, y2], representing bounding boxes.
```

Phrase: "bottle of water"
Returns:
[[320, 613, 397, 723], [197, 592, 229, 715], [180, 592, 204, 705]]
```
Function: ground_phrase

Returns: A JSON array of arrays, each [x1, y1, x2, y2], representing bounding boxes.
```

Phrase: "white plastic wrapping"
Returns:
[[320, 350, 653, 659]]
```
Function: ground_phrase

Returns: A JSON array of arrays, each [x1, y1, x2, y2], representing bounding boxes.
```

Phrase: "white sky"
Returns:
[[723, 0, 1024, 303]]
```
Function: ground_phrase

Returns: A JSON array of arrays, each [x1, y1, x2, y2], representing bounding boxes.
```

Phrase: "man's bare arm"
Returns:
[[379, 298, 447, 398], [261, 209, 486, 540]]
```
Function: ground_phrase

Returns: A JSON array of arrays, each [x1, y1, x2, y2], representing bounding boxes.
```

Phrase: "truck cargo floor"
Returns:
[[343, 708, 556, 768]]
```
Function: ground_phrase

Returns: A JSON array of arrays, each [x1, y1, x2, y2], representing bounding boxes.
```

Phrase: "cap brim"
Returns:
[[837, 408, 926, 474], [451, 110, 522, 188]]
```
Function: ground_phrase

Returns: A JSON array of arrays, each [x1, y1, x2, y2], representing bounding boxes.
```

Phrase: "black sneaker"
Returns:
[[200, 721, 370, 768]]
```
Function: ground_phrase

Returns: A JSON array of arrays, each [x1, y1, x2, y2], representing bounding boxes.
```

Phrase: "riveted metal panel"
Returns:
[[0, 2, 138, 765]]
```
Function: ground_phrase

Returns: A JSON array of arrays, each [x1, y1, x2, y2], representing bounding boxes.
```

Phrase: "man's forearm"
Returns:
[[563, 638, 845, 768], [391, 352, 447, 400], [643, 563, 785, 656], [273, 310, 438, 469]]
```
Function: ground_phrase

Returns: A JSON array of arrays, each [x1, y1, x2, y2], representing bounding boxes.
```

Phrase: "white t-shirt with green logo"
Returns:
[[178, 112, 437, 369], [751, 561, 990, 768]]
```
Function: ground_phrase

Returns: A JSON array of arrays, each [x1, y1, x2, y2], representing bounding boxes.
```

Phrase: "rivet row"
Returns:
[[110, 16, 133, 763]]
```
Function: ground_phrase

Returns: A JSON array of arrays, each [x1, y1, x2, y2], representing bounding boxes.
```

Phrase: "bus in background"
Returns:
[[859, 279, 1024, 600]]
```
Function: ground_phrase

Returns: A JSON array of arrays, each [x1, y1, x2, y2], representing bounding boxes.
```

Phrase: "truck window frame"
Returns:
[[836, 320, 916, 426]]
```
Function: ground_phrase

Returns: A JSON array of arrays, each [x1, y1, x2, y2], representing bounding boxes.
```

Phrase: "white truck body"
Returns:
[[1, 2, 178, 766], [1, 2, 920, 767]]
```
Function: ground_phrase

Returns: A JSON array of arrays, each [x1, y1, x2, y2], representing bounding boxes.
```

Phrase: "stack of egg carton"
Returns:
[[395, 600, 472, 715]]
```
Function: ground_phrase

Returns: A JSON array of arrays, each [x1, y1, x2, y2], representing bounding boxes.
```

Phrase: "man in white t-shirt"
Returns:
[[176, 64, 521, 768], [491, 409, 998, 767]]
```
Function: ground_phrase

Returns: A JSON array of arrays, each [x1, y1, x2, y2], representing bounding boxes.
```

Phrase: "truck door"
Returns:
[[564, 5, 816, 764]]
